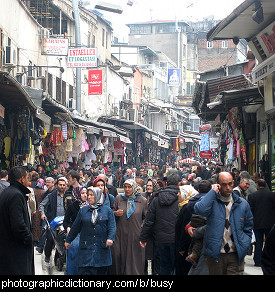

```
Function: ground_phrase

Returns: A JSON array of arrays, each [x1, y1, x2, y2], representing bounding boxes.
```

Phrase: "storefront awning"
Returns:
[[0, 71, 37, 111]]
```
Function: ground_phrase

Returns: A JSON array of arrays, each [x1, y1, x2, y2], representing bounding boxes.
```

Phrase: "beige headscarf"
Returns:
[[178, 185, 198, 210]]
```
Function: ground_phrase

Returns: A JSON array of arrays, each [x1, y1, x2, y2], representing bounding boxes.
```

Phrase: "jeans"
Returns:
[[78, 266, 108, 275], [66, 234, 80, 275], [253, 228, 271, 266], [157, 243, 175, 275]]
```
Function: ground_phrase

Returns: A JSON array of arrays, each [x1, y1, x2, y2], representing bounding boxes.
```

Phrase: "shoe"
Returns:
[[36, 247, 43, 254]]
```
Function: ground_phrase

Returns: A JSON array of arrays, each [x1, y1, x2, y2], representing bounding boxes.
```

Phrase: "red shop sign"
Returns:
[[200, 150, 212, 159], [88, 70, 102, 95]]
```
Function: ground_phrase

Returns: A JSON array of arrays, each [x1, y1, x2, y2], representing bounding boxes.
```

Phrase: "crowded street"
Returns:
[[1, 0, 275, 278]]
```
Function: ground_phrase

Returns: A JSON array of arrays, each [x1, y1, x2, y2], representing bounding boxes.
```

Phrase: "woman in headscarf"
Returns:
[[143, 178, 160, 274], [65, 187, 116, 275], [94, 177, 115, 208], [31, 178, 45, 244], [178, 185, 199, 211], [64, 186, 88, 275], [109, 179, 148, 275]]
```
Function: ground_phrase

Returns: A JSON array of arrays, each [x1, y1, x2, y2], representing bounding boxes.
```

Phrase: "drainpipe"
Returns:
[[72, 0, 81, 113]]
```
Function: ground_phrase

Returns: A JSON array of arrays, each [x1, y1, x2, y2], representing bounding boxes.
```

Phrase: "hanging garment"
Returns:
[[49, 127, 64, 146], [61, 122, 68, 140]]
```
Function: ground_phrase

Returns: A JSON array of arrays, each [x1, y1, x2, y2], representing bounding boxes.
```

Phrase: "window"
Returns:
[[222, 40, 228, 48], [207, 41, 213, 48], [129, 25, 152, 34]]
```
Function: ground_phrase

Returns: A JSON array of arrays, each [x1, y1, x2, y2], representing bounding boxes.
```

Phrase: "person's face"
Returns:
[[124, 184, 133, 197], [87, 191, 95, 205], [96, 181, 105, 192], [219, 173, 234, 197], [56, 180, 67, 193], [46, 180, 54, 190], [67, 175, 74, 186], [234, 170, 240, 179], [252, 173, 259, 182], [240, 180, 250, 191], [81, 189, 87, 201], [146, 181, 153, 194], [20, 172, 29, 188]]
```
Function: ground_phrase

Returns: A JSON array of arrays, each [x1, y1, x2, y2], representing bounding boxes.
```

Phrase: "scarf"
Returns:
[[88, 187, 104, 225], [72, 185, 88, 208], [178, 185, 198, 210], [121, 179, 141, 219]]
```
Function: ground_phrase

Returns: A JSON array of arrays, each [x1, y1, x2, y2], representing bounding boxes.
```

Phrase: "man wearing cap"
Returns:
[[39, 176, 68, 264], [106, 168, 117, 187]]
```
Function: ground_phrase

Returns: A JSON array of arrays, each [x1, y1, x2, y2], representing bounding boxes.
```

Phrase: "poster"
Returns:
[[168, 68, 181, 87], [88, 70, 102, 95]]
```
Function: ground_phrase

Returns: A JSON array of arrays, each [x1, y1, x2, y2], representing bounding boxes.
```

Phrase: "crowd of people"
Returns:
[[0, 160, 275, 275]]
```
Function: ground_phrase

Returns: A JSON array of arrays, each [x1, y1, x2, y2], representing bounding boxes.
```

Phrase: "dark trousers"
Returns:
[[158, 243, 175, 275], [78, 266, 108, 275], [254, 228, 271, 266], [44, 229, 55, 260]]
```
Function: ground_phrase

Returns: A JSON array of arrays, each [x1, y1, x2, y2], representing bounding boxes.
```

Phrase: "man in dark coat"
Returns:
[[0, 166, 34, 275], [139, 173, 180, 275], [248, 179, 275, 266]]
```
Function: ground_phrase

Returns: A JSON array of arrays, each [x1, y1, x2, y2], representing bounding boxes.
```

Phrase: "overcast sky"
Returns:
[[90, 0, 245, 41]]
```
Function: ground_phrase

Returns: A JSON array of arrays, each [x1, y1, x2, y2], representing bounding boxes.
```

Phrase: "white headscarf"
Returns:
[[87, 187, 104, 225]]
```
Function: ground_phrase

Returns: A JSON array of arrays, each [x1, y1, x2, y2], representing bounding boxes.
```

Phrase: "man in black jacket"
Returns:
[[0, 166, 34, 275], [140, 173, 180, 275], [248, 179, 275, 266]]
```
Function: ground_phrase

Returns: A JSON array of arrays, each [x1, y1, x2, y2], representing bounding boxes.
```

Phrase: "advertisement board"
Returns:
[[68, 48, 97, 68], [168, 68, 181, 87], [42, 38, 69, 56], [88, 70, 102, 95]]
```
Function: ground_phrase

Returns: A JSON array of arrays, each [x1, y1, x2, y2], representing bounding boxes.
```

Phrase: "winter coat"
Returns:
[[0, 180, 34, 275], [261, 224, 275, 275], [66, 204, 116, 268], [248, 189, 275, 230], [140, 185, 179, 244], [194, 189, 253, 264]]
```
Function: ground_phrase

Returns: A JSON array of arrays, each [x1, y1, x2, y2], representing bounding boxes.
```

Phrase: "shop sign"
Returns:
[[0, 104, 4, 118], [168, 68, 181, 87], [88, 70, 102, 95], [200, 150, 212, 159], [200, 133, 210, 151], [210, 137, 219, 149], [68, 48, 97, 68], [252, 54, 275, 83], [248, 22, 275, 62], [199, 124, 211, 134], [42, 38, 68, 55]]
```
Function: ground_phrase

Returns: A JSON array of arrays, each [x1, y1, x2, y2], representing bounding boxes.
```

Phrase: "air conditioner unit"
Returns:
[[40, 28, 50, 41], [119, 109, 127, 119]]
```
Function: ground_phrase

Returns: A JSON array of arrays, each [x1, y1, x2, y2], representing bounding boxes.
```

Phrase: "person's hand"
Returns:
[[139, 241, 147, 248], [179, 251, 185, 256], [41, 214, 47, 220], [66, 227, 71, 234], [64, 242, 70, 250], [115, 209, 123, 216], [106, 239, 113, 247], [187, 226, 195, 238], [212, 184, 221, 193]]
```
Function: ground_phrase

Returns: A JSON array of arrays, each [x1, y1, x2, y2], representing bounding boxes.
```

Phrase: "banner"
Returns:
[[42, 38, 68, 55], [168, 68, 181, 87]]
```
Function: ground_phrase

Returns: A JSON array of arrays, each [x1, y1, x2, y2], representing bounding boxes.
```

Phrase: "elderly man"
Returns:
[[194, 172, 253, 275], [233, 178, 250, 200]]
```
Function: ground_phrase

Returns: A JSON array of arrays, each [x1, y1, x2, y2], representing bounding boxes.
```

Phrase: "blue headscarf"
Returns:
[[120, 179, 141, 219]]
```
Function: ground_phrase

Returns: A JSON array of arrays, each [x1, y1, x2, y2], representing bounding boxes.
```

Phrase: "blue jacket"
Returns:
[[194, 189, 253, 264], [66, 205, 116, 267]]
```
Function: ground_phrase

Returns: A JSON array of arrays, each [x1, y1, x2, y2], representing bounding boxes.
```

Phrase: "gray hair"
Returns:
[[240, 171, 251, 180]]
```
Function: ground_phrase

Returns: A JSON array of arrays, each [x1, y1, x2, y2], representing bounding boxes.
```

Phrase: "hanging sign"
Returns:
[[88, 70, 102, 95], [200, 150, 212, 159], [68, 47, 97, 68], [42, 38, 69, 55]]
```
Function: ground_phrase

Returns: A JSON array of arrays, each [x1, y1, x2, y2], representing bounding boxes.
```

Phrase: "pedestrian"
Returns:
[[39, 176, 68, 265], [140, 173, 180, 275], [0, 166, 34, 275], [36, 177, 56, 254], [233, 178, 250, 199], [194, 172, 253, 275], [32, 178, 46, 245], [261, 223, 275, 275], [94, 176, 115, 208], [248, 179, 275, 266], [65, 187, 116, 275], [114, 166, 123, 188], [110, 179, 147, 275], [240, 171, 257, 195], [0, 169, 10, 194], [64, 186, 88, 275]]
